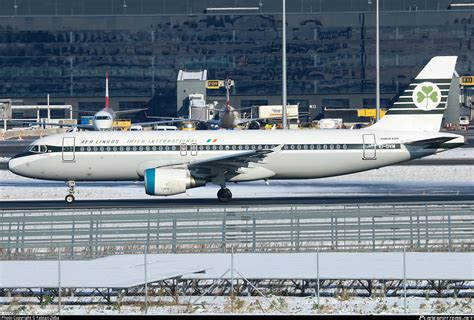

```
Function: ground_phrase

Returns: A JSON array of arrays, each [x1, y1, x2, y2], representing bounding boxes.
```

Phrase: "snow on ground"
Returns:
[[425, 147, 474, 159], [1, 296, 472, 315], [1, 164, 473, 201], [1, 148, 472, 315]]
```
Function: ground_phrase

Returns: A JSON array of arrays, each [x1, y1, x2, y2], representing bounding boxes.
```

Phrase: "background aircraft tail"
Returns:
[[369, 56, 457, 132]]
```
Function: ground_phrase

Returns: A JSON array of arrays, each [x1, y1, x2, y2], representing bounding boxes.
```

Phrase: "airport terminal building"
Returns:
[[0, 0, 473, 118]]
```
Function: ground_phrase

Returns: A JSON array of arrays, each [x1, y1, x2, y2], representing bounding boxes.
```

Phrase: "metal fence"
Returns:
[[1, 249, 473, 315], [1, 202, 473, 259]]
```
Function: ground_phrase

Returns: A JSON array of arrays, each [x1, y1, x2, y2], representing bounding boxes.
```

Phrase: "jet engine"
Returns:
[[248, 120, 261, 130], [144, 168, 205, 196]]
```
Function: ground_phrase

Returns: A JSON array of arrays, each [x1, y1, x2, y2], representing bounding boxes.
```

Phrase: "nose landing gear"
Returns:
[[217, 187, 232, 203], [65, 180, 76, 203]]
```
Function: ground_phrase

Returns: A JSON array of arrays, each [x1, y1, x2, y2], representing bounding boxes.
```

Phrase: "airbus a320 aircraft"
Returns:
[[8, 56, 465, 203], [77, 72, 183, 130], [23, 72, 171, 131], [211, 78, 260, 129]]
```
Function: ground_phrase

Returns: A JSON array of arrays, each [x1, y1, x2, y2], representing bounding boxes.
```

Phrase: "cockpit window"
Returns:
[[95, 116, 111, 120], [29, 145, 47, 153]]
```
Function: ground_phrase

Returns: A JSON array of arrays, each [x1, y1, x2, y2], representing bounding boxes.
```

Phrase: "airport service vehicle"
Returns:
[[154, 126, 178, 131], [129, 125, 144, 131], [8, 57, 465, 203], [459, 115, 470, 128], [318, 118, 343, 129]]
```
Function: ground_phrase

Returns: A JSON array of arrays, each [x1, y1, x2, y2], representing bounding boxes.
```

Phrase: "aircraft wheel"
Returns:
[[65, 194, 75, 203], [217, 188, 232, 203]]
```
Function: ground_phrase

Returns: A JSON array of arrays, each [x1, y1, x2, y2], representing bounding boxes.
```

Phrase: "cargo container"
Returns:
[[81, 116, 94, 126]]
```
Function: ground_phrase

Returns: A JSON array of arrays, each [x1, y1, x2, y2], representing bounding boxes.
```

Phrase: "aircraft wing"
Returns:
[[133, 119, 186, 127], [76, 110, 97, 114], [10, 120, 95, 130], [114, 108, 148, 116], [188, 149, 274, 171], [181, 148, 274, 180], [236, 118, 263, 125], [156, 147, 277, 180], [143, 115, 184, 120]]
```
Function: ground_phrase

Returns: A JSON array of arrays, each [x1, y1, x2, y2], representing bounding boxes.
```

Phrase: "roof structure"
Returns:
[[1, 252, 472, 288], [181, 252, 474, 281], [177, 70, 207, 81], [0, 254, 209, 288]]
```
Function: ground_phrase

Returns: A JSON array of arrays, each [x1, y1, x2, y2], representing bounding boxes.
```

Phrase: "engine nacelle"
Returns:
[[144, 168, 205, 196]]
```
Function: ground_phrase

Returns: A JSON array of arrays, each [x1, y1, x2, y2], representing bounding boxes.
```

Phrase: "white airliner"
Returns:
[[86, 72, 171, 130], [180, 79, 259, 129], [211, 78, 258, 129], [204, 101, 253, 129], [8, 56, 465, 203], [25, 72, 167, 131]]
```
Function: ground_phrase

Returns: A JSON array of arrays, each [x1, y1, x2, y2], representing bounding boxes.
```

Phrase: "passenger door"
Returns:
[[180, 143, 187, 156], [191, 143, 198, 156], [362, 134, 377, 160], [62, 137, 75, 162]]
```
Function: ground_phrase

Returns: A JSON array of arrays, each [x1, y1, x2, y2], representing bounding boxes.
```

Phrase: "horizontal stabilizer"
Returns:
[[404, 136, 456, 148]]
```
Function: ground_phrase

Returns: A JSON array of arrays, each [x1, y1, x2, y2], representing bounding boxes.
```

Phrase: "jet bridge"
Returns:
[[177, 70, 208, 117]]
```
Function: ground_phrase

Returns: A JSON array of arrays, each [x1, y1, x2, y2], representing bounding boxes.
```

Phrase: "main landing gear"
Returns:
[[217, 187, 232, 203], [65, 180, 76, 203]]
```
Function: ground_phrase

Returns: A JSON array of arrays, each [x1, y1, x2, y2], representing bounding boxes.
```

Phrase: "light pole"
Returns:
[[375, 0, 381, 122], [282, 0, 287, 129]]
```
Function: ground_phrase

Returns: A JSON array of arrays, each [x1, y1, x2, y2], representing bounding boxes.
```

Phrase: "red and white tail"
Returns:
[[105, 71, 110, 109]]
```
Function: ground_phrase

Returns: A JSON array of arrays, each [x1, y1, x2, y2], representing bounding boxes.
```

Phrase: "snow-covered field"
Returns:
[[1, 148, 473, 315], [1, 164, 473, 201], [1, 296, 472, 315], [424, 147, 474, 159]]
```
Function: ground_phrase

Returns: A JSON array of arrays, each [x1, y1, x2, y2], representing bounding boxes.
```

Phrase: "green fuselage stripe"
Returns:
[[18, 143, 403, 157]]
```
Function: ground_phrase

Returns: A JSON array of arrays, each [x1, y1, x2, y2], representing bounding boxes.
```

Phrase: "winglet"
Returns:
[[272, 144, 284, 152]]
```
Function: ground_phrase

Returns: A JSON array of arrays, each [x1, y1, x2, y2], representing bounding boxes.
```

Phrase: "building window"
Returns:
[[322, 99, 350, 109]]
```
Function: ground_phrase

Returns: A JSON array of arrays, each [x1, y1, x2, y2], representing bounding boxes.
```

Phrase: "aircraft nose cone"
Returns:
[[8, 157, 19, 174], [7, 155, 28, 177]]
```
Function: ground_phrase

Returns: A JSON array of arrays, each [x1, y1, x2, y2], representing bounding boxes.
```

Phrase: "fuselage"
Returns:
[[218, 106, 240, 129], [8, 129, 465, 182]]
